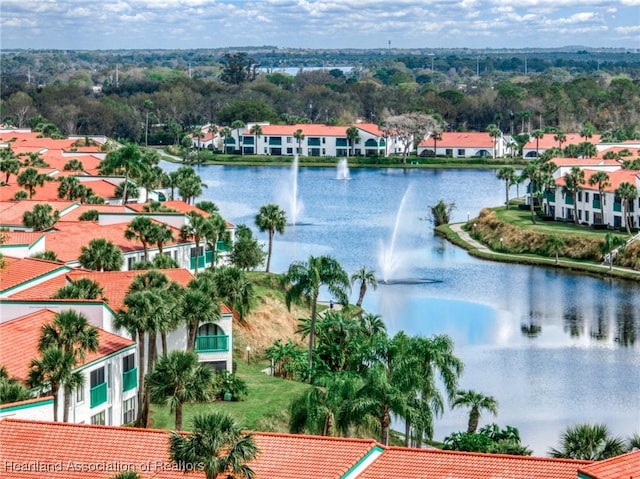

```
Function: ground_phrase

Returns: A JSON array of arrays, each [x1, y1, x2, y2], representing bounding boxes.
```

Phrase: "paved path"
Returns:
[[448, 223, 640, 279]]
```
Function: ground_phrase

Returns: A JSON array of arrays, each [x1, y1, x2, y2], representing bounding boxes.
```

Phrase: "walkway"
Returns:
[[448, 223, 640, 279]]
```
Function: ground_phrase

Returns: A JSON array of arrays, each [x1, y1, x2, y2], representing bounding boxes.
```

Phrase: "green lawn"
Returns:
[[494, 207, 626, 239], [149, 360, 310, 432]]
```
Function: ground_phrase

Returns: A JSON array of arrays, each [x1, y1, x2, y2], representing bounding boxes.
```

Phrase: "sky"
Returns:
[[1, 0, 639, 51]]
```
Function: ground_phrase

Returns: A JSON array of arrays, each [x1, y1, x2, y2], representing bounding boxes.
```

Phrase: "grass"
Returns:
[[150, 360, 311, 432]]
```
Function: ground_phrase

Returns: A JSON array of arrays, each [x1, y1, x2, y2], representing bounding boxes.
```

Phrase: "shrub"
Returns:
[[214, 370, 248, 401]]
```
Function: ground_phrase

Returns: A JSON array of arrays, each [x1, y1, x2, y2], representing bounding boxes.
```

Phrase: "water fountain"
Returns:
[[277, 154, 304, 225], [336, 158, 350, 180]]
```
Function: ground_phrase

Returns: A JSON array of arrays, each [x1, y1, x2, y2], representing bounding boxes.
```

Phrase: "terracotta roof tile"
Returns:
[[524, 133, 602, 150], [356, 447, 592, 479], [243, 123, 350, 137], [0, 257, 69, 294], [0, 231, 45, 246], [419, 131, 495, 148], [555, 168, 640, 192], [0, 310, 134, 383], [0, 200, 77, 226], [57, 204, 130, 222], [578, 449, 640, 479], [126, 201, 211, 216]]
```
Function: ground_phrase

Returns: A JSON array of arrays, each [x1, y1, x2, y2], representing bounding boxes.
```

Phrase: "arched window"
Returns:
[[198, 323, 224, 336], [195, 323, 229, 353]]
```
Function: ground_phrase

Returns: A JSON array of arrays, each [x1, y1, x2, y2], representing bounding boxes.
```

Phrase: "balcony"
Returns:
[[195, 335, 229, 353], [565, 195, 574, 205], [268, 137, 282, 146], [336, 138, 348, 147], [614, 203, 622, 212], [593, 199, 601, 209], [308, 138, 321, 146], [216, 240, 230, 252], [123, 368, 137, 392], [90, 382, 107, 408], [190, 250, 213, 270]]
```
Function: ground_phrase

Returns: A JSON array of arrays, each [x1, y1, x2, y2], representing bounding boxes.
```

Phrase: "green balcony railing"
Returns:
[[565, 195, 574, 205], [336, 138, 348, 147], [123, 368, 137, 392], [90, 382, 107, 408], [216, 240, 230, 252], [614, 202, 622, 212], [308, 138, 321, 146], [243, 137, 254, 145], [195, 335, 229, 353], [190, 250, 214, 270], [268, 137, 282, 146], [593, 199, 601, 209]]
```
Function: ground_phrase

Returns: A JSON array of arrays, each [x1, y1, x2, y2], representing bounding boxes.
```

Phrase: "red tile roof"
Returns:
[[57, 204, 129, 222], [0, 130, 104, 152], [418, 131, 495, 148], [549, 158, 621, 168], [126, 201, 211, 216], [578, 449, 640, 479], [356, 447, 592, 479], [0, 257, 69, 294], [0, 420, 378, 479], [555, 168, 640, 193], [0, 200, 77, 226], [0, 231, 45, 246], [244, 123, 350, 137], [0, 310, 134, 383], [524, 133, 602, 150]]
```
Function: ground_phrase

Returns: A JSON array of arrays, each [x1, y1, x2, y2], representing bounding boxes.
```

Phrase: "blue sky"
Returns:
[[2, 0, 639, 50]]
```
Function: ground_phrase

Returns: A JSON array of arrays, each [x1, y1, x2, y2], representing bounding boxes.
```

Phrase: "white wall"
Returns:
[[0, 398, 54, 421]]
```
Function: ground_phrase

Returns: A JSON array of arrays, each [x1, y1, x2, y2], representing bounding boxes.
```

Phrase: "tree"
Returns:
[[451, 389, 499, 433], [220, 52, 259, 85], [146, 350, 214, 430], [496, 167, 516, 209], [78, 238, 124, 272], [162, 170, 181, 201], [444, 423, 532, 455], [124, 216, 156, 262], [23, 204, 59, 231], [521, 158, 544, 224], [115, 181, 139, 202], [0, 366, 32, 404], [249, 124, 262, 155], [17, 167, 47, 199], [169, 412, 258, 479], [196, 200, 219, 214], [545, 235, 565, 266], [615, 181, 638, 235], [230, 224, 265, 271], [588, 171, 611, 226], [255, 203, 286, 273], [554, 131, 567, 149], [531, 129, 544, 158], [220, 127, 233, 153], [429, 199, 455, 226], [138, 165, 164, 202], [38, 310, 99, 422], [52, 278, 105, 300], [27, 347, 79, 422], [431, 130, 443, 156], [182, 285, 221, 352], [30, 250, 60, 261], [351, 266, 378, 308], [100, 142, 146, 204], [382, 113, 440, 163], [150, 222, 174, 256], [0, 147, 20, 184], [210, 266, 254, 321], [486, 124, 502, 159], [176, 167, 206, 204], [283, 255, 350, 379], [346, 126, 360, 157], [549, 423, 626, 460], [294, 128, 305, 155], [57, 176, 89, 201], [601, 232, 625, 271], [563, 166, 586, 224], [180, 211, 210, 274]]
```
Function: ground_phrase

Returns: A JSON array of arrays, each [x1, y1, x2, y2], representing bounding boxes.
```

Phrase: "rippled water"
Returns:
[[165, 162, 640, 454]]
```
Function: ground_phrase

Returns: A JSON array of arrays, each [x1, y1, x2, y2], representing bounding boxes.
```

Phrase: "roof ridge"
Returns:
[[0, 418, 173, 436], [253, 431, 380, 444]]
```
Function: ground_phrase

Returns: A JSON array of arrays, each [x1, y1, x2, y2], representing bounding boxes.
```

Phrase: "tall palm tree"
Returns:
[[545, 235, 565, 266], [255, 203, 286, 273], [220, 127, 233, 153], [496, 167, 515, 210], [351, 266, 378, 307], [203, 213, 229, 269], [601, 232, 625, 271], [0, 366, 31, 404], [451, 389, 499, 433], [181, 286, 221, 351], [521, 158, 543, 224], [615, 181, 638, 235], [554, 131, 567, 149], [486, 124, 502, 159], [231, 120, 246, 155], [180, 211, 211, 274], [249, 124, 263, 155], [169, 412, 258, 479], [124, 216, 156, 262], [0, 147, 20, 184], [531, 129, 544, 158], [283, 255, 350, 379], [549, 423, 626, 460], [27, 347, 81, 422], [146, 350, 214, 430], [52, 278, 105, 300], [78, 238, 124, 272], [99, 142, 146, 204], [39, 310, 99, 422], [23, 204, 59, 231], [294, 128, 305, 155], [346, 126, 360, 157], [588, 171, 611, 226], [150, 222, 174, 256], [563, 166, 586, 224], [17, 167, 46, 199], [210, 265, 254, 321]]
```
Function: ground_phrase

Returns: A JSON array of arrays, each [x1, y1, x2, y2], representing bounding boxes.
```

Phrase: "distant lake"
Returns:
[[163, 162, 640, 455], [258, 66, 354, 76]]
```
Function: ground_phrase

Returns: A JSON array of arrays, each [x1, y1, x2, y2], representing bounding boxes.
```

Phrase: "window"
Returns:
[[123, 398, 135, 424], [578, 192, 582, 202], [127, 257, 136, 270], [585, 211, 590, 222], [122, 354, 135, 372], [286, 148, 293, 154], [264, 137, 268, 143], [322, 137, 326, 144], [190, 246, 204, 258], [76, 385, 84, 403], [585, 192, 589, 202], [457, 149, 465, 156], [287, 137, 292, 143], [445, 149, 453, 156], [91, 367, 105, 388], [91, 411, 105, 425]]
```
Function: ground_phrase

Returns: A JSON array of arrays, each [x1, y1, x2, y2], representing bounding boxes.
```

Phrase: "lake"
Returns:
[[164, 162, 640, 454]]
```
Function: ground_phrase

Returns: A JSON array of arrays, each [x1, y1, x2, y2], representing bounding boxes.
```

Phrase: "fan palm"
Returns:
[[588, 171, 610, 225], [23, 203, 59, 231], [451, 389, 499, 433], [351, 266, 378, 307], [615, 181, 638, 235], [78, 238, 124, 272], [52, 278, 105, 300], [255, 203, 286, 273], [549, 423, 626, 460], [496, 167, 515, 210]]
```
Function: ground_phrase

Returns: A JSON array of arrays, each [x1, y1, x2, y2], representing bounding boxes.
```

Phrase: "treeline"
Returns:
[[1, 50, 639, 144]]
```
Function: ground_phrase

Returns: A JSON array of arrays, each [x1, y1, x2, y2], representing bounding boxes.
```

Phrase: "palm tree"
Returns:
[[283, 255, 350, 379], [27, 347, 80, 422], [150, 222, 174, 256], [601, 232, 625, 271], [588, 171, 610, 226], [162, 170, 181, 201], [563, 166, 586, 224], [554, 131, 567, 149], [249, 124, 263, 155], [210, 266, 254, 321], [431, 130, 443, 156], [294, 128, 305, 155], [360, 313, 386, 337], [181, 286, 221, 351], [0, 366, 32, 404], [545, 235, 565, 266], [146, 350, 214, 430], [351, 266, 378, 307], [57, 176, 83, 201], [31, 250, 60, 261], [615, 181, 638, 235], [486, 124, 502, 159], [39, 310, 99, 422], [17, 167, 47, 199], [52, 278, 105, 300], [23, 204, 59, 231], [169, 412, 258, 479], [521, 159, 543, 224], [496, 167, 516, 210], [255, 203, 286, 273], [0, 148, 20, 184], [220, 127, 233, 153], [203, 213, 229, 269], [78, 238, 124, 272], [346, 126, 360, 157], [180, 211, 210, 274], [63, 158, 84, 171], [99, 142, 146, 204], [124, 216, 156, 262], [451, 389, 499, 433], [531, 129, 544, 157], [549, 423, 626, 460]]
